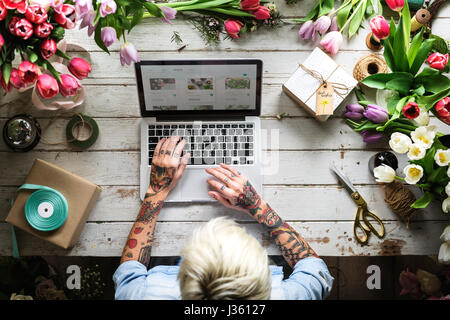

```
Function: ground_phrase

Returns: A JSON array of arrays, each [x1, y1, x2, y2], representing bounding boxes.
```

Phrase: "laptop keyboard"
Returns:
[[148, 122, 255, 166]]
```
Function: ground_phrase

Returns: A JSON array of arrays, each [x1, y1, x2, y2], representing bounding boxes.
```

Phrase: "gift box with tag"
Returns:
[[282, 47, 358, 122]]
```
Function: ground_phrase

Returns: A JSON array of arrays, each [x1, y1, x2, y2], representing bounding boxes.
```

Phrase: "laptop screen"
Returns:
[[135, 60, 262, 118]]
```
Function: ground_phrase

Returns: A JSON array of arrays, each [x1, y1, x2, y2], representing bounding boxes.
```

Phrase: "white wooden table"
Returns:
[[1, 0, 449, 257]]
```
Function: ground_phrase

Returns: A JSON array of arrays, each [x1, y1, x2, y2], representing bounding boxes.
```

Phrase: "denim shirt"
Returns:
[[113, 257, 334, 300]]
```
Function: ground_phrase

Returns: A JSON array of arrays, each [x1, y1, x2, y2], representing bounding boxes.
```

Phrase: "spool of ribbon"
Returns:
[[411, 9, 431, 32], [10, 184, 68, 258], [353, 54, 389, 83]]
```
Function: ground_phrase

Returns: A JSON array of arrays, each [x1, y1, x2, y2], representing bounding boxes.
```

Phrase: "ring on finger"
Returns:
[[220, 184, 226, 191], [223, 177, 230, 184], [165, 150, 172, 156]]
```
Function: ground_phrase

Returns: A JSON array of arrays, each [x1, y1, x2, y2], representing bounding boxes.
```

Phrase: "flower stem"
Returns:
[[339, 0, 365, 34]]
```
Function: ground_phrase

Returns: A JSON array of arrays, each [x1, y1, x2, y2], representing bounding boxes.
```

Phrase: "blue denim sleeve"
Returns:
[[113, 260, 148, 300], [281, 257, 334, 300]]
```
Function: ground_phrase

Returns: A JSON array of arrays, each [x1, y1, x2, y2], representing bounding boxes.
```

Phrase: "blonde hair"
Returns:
[[178, 217, 271, 300]]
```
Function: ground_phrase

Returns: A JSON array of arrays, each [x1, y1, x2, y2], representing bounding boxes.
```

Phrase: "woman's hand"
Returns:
[[146, 136, 190, 200], [205, 164, 264, 217]]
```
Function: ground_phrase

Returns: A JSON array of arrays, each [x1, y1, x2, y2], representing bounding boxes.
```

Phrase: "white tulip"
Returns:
[[411, 126, 436, 150], [389, 132, 412, 154], [413, 107, 430, 126], [435, 149, 450, 167], [441, 225, 450, 243], [442, 197, 450, 214], [438, 242, 450, 265], [403, 164, 424, 185], [373, 164, 396, 183], [446, 182, 450, 197], [407, 143, 426, 160], [448, 166, 450, 178]]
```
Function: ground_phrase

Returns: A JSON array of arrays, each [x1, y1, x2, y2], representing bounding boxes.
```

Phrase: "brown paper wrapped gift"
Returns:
[[5, 159, 102, 249]]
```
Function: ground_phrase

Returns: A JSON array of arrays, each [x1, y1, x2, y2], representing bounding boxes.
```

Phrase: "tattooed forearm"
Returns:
[[147, 165, 175, 196], [235, 181, 262, 216], [138, 245, 152, 266], [136, 200, 164, 224]]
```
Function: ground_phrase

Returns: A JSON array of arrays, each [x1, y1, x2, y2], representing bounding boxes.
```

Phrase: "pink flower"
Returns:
[[253, 5, 270, 20], [385, 0, 404, 12], [329, 16, 338, 31], [8, 16, 20, 35], [54, 4, 76, 29], [74, 0, 92, 19], [101, 27, 116, 47], [434, 97, 450, 125], [402, 102, 420, 119], [0, 1, 7, 21], [25, 4, 48, 24], [41, 38, 57, 60], [59, 74, 81, 97], [0, 33, 4, 51], [314, 15, 331, 35], [35, 22, 53, 38], [240, 0, 259, 11], [51, 0, 64, 13], [319, 31, 343, 55], [298, 20, 316, 40], [224, 19, 244, 39], [68, 57, 92, 79], [36, 74, 59, 98], [369, 15, 390, 40], [9, 68, 26, 89], [99, 0, 116, 18], [3, 0, 28, 14], [120, 42, 140, 66], [160, 6, 176, 24], [18, 61, 40, 84], [14, 19, 34, 40], [427, 52, 449, 70]]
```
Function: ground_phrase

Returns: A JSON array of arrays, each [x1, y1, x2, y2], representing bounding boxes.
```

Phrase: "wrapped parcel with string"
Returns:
[[282, 48, 358, 122]]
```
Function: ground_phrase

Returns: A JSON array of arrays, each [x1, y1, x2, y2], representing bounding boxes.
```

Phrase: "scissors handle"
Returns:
[[354, 206, 371, 245], [362, 209, 385, 239]]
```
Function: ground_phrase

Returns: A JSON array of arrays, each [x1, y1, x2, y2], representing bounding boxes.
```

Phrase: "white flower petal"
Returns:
[[373, 164, 396, 183], [403, 164, 423, 185], [389, 132, 412, 154], [438, 242, 450, 265], [407, 143, 426, 160], [441, 224, 450, 242]]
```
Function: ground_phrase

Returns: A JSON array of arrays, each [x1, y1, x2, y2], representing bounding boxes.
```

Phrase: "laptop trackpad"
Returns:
[[179, 168, 210, 201]]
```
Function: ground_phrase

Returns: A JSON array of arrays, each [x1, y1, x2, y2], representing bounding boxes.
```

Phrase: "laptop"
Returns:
[[135, 59, 263, 202]]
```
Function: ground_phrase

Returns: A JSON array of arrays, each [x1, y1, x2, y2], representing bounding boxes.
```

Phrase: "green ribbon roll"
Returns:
[[10, 184, 68, 258], [66, 113, 99, 149]]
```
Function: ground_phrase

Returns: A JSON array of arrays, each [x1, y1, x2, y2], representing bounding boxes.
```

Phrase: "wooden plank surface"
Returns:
[[1, 0, 449, 256]]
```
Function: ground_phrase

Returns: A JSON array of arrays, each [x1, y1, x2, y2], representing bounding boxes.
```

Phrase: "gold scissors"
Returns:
[[330, 164, 385, 245]]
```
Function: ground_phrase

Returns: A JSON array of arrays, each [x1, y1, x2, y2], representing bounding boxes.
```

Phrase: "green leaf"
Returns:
[[410, 38, 435, 76], [55, 49, 71, 61], [297, 1, 320, 22], [318, 0, 335, 17], [418, 87, 450, 110], [412, 85, 425, 96], [407, 27, 424, 67], [401, 1, 411, 51], [419, 75, 450, 94], [45, 62, 62, 83], [143, 1, 164, 17], [429, 34, 449, 54], [361, 72, 413, 90], [411, 191, 434, 209], [392, 14, 410, 72], [348, 0, 367, 38], [386, 92, 400, 115], [337, 1, 352, 29], [385, 77, 413, 95], [2, 63, 11, 85], [130, 8, 144, 30]]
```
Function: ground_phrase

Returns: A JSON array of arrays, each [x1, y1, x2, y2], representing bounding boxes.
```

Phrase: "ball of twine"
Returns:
[[383, 180, 417, 228], [353, 54, 389, 83]]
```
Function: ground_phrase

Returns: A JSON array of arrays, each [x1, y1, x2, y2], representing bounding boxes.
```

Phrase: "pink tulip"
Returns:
[[3, 0, 28, 14], [240, 0, 259, 11], [385, 0, 404, 12], [224, 19, 244, 39], [369, 15, 390, 40], [14, 18, 34, 40], [314, 15, 331, 35], [59, 74, 81, 97], [0, 1, 7, 21], [329, 16, 338, 32], [51, 0, 64, 13], [99, 0, 117, 17], [35, 22, 54, 38], [435, 97, 450, 125], [160, 6, 177, 24], [74, 0, 92, 18], [68, 57, 92, 79], [18, 61, 40, 84], [319, 31, 343, 55], [8, 16, 20, 35], [41, 39, 57, 60], [54, 4, 76, 29], [120, 42, 140, 66], [253, 5, 270, 20], [427, 52, 449, 70], [25, 4, 48, 24], [36, 74, 59, 99], [101, 26, 116, 47], [298, 20, 316, 40], [0, 33, 4, 51], [9, 68, 26, 89]]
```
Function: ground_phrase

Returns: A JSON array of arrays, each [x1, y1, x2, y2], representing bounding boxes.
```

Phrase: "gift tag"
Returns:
[[316, 82, 334, 115]]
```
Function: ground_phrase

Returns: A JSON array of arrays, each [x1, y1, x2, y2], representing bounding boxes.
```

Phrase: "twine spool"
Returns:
[[383, 181, 417, 228], [353, 54, 389, 83], [411, 9, 431, 32]]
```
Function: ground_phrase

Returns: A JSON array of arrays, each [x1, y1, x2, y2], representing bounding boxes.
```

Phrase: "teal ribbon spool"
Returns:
[[381, 0, 425, 11], [10, 184, 68, 258]]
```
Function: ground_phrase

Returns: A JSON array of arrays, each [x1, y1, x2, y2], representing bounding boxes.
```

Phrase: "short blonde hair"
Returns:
[[178, 217, 271, 300]]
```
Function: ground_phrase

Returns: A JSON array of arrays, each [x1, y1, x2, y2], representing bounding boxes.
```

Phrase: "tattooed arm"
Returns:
[[206, 164, 318, 268], [120, 136, 190, 266]]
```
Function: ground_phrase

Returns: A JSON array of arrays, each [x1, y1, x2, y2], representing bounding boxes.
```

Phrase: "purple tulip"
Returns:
[[101, 27, 116, 47], [298, 20, 316, 41], [344, 103, 365, 121], [362, 130, 386, 144], [75, 0, 92, 20], [120, 42, 140, 66], [363, 104, 389, 124], [99, 0, 117, 17], [314, 16, 331, 35], [329, 16, 339, 31], [160, 6, 177, 24]]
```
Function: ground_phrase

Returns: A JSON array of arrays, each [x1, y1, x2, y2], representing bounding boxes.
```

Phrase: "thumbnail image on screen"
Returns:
[[150, 78, 176, 90]]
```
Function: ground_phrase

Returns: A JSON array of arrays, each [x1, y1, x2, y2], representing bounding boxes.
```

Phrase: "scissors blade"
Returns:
[[329, 163, 357, 195]]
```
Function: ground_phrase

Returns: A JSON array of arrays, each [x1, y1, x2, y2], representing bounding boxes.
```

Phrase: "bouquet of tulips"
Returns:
[[0, 0, 92, 99], [73, 0, 279, 66], [344, 2, 450, 212]]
